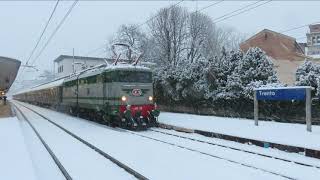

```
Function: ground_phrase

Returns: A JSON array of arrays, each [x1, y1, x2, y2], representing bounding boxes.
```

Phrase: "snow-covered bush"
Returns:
[[295, 60, 320, 96], [154, 47, 280, 106]]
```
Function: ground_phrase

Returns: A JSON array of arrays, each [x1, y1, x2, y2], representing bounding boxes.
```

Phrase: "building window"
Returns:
[[312, 36, 317, 44], [58, 65, 64, 73], [317, 36, 320, 44]]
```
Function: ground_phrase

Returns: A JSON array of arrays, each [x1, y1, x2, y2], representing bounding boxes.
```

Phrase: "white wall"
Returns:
[[56, 57, 105, 78]]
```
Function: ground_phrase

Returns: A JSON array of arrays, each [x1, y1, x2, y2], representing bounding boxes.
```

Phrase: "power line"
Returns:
[[280, 21, 320, 33], [211, 0, 262, 22], [85, 0, 269, 57], [213, 0, 272, 24], [84, 0, 186, 57], [195, 0, 224, 13], [135, 0, 185, 30], [30, 0, 79, 66], [17, 0, 60, 81], [25, 0, 60, 66]]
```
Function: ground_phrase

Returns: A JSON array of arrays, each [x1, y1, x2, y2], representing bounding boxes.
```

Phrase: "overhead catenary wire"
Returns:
[[85, 0, 271, 57], [18, 0, 60, 80], [280, 21, 320, 33], [135, 0, 185, 30], [193, 0, 225, 14], [213, 0, 272, 24], [25, 0, 60, 66], [211, 0, 262, 22], [30, 0, 79, 66], [84, 0, 186, 57]]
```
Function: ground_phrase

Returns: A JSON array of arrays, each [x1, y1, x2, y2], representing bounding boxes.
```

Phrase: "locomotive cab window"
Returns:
[[113, 71, 152, 83]]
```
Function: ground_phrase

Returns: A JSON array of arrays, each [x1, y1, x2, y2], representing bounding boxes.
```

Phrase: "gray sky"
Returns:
[[0, 1, 319, 81]]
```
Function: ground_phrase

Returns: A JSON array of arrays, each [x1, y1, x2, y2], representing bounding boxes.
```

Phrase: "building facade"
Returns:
[[306, 24, 320, 59], [54, 55, 113, 78], [240, 29, 306, 85]]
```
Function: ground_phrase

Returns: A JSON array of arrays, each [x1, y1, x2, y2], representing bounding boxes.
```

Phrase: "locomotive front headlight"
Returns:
[[148, 96, 153, 101], [121, 96, 127, 102]]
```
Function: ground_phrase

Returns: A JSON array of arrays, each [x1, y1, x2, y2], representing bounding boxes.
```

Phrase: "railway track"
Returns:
[[13, 101, 320, 180], [125, 128, 320, 180], [13, 104, 72, 180], [150, 128, 320, 169], [13, 102, 148, 180]]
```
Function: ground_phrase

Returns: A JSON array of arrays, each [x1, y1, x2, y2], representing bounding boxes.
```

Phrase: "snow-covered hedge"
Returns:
[[154, 47, 280, 106], [155, 48, 280, 111], [153, 48, 320, 122]]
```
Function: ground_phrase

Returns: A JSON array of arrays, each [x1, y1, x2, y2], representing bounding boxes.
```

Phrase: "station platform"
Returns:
[[158, 112, 320, 159], [0, 116, 37, 179], [0, 103, 13, 118]]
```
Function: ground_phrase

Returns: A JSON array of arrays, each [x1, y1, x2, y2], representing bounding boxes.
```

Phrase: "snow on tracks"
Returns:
[[13, 102, 139, 180], [13, 101, 297, 180], [142, 128, 320, 180], [151, 128, 320, 169], [0, 117, 37, 180]]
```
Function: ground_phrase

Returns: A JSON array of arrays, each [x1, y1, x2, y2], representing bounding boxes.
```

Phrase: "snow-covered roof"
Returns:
[[53, 55, 109, 62], [254, 86, 314, 90]]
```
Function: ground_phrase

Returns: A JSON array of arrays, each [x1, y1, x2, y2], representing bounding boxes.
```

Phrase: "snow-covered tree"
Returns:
[[154, 47, 280, 106], [224, 47, 279, 100], [109, 24, 149, 62], [148, 6, 188, 66]]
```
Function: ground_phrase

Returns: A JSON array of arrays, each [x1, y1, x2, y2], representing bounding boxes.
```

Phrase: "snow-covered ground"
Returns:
[[0, 117, 37, 180], [159, 112, 320, 150], [11, 101, 320, 180], [139, 128, 320, 180], [150, 128, 320, 167], [18, 113, 66, 180], [15, 104, 136, 180]]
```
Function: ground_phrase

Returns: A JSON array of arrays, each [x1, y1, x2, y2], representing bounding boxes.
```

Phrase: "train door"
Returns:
[[104, 71, 113, 114], [58, 86, 63, 105]]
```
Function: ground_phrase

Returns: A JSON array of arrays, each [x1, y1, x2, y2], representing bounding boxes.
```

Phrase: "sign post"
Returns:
[[254, 86, 313, 132], [254, 90, 259, 126], [306, 88, 312, 132]]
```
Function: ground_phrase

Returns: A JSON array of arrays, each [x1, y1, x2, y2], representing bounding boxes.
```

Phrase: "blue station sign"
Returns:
[[255, 88, 307, 101]]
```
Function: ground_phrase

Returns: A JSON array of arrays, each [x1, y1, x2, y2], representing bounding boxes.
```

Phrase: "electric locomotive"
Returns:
[[62, 63, 160, 130], [13, 63, 160, 130], [14, 43, 159, 130]]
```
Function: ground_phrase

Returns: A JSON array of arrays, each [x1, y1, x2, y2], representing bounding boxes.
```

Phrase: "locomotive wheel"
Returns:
[[102, 114, 111, 126]]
